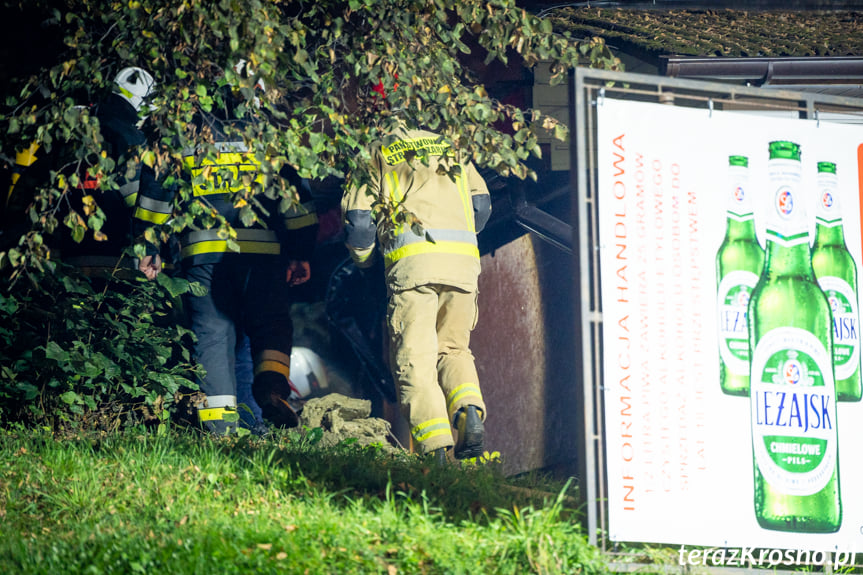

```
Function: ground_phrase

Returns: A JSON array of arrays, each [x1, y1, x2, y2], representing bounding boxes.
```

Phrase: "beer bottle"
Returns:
[[748, 141, 841, 533], [716, 155, 764, 396], [812, 161, 863, 402]]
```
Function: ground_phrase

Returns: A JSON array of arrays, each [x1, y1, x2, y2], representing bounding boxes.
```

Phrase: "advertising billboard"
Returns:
[[596, 96, 863, 556]]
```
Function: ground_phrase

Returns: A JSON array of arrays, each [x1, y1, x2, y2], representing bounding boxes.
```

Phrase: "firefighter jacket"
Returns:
[[132, 108, 318, 268], [341, 126, 491, 292], [95, 93, 154, 210]]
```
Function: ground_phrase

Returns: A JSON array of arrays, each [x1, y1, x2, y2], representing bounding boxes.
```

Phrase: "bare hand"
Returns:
[[286, 260, 311, 286], [139, 254, 162, 281]]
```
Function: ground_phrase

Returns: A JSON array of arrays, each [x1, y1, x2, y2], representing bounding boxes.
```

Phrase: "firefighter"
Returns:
[[133, 63, 319, 435], [341, 121, 492, 461], [58, 66, 158, 277], [3, 67, 157, 273]]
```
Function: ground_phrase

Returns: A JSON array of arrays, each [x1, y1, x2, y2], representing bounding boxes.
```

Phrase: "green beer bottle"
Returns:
[[748, 141, 841, 533], [716, 155, 764, 396], [812, 161, 863, 402]]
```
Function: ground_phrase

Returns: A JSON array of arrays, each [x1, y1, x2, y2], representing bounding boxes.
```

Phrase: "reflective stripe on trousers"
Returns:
[[387, 283, 485, 454]]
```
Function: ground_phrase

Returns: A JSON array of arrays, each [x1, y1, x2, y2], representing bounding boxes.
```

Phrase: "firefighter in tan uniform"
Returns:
[[342, 125, 492, 460]]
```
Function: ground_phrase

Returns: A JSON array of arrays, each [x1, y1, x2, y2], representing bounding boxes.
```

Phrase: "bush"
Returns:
[[0, 263, 201, 431]]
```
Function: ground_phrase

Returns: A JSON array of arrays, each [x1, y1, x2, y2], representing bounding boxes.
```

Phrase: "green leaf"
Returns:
[[189, 281, 209, 298], [17, 383, 39, 401], [82, 361, 103, 378], [141, 150, 156, 168], [156, 273, 192, 299], [44, 341, 69, 363], [553, 123, 568, 141], [60, 391, 80, 405]]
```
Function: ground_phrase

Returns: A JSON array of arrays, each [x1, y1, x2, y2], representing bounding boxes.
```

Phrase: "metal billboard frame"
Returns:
[[570, 66, 863, 571]]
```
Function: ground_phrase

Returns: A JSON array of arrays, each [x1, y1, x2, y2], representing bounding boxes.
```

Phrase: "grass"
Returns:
[[0, 425, 606, 574]]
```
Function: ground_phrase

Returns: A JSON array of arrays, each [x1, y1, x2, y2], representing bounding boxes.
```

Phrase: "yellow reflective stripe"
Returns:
[[386, 172, 405, 231], [387, 171, 404, 203], [254, 349, 291, 378], [412, 418, 452, 443], [384, 240, 479, 268], [181, 241, 228, 258], [198, 407, 234, 422], [455, 166, 475, 233], [15, 142, 40, 167], [352, 247, 374, 264], [117, 85, 135, 102], [180, 240, 280, 259], [447, 383, 483, 410], [134, 208, 171, 224], [284, 212, 318, 230], [7, 173, 20, 205], [123, 192, 138, 207], [255, 360, 291, 378]]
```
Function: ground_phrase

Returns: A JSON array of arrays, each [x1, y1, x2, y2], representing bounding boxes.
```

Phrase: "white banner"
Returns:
[[597, 97, 863, 553]]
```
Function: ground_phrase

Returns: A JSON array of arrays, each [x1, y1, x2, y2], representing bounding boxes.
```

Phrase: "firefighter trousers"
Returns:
[[387, 283, 486, 454], [184, 259, 294, 412]]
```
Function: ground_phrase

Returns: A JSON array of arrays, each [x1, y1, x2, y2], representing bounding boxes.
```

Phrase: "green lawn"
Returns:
[[0, 426, 607, 574]]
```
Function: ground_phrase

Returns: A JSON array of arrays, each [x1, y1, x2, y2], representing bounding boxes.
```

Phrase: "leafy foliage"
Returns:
[[0, 0, 621, 429], [1, 0, 620, 263], [0, 265, 201, 431]]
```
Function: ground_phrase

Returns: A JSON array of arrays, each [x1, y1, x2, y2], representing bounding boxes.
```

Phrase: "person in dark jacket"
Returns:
[[57, 67, 159, 277], [133, 66, 319, 434], [3, 67, 157, 276]]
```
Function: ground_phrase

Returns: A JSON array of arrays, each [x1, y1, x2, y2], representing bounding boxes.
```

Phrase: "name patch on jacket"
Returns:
[[381, 137, 453, 166], [184, 141, 264, 196]]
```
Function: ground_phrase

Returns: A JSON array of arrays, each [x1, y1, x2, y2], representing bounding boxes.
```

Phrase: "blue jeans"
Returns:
[[235, 333, 263, 426]]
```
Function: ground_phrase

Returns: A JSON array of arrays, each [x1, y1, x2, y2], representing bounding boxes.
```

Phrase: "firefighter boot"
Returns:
[[252, 372, 300, 428], [432, 447, 448, 466], [453, 405, 484, 460], [198, 406, 242, 436]]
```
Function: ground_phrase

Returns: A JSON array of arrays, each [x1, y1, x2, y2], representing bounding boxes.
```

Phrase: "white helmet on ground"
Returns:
[[288, 347, 329, 400], [114, 67, 156, 113]]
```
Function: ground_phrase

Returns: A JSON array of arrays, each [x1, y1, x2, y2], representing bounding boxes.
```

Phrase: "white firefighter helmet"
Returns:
[[114, 67, 156, 113], [287, 347, 329, 400]]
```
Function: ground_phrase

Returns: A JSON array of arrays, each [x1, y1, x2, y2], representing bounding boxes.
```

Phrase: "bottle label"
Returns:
[[717, 270, 758, 374], [751, 327, 837, 496], [765, 159, 808, 247], [815, 173, 841, 227], [819, 276, 861, 380], [727, 166, 753, 221]]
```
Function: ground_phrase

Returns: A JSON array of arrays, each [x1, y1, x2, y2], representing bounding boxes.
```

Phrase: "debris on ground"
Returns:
[[298, 393, 400, 453]]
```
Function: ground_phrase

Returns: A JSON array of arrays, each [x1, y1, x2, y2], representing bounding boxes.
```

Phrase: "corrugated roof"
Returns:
[[543, 8, 863, 65]]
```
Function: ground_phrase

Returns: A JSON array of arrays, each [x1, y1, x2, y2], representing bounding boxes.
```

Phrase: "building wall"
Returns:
[[473, 232, 580, 476]]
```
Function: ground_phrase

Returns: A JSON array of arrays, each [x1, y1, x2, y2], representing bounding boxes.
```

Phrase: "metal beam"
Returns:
[[662, 56, 863, 86]]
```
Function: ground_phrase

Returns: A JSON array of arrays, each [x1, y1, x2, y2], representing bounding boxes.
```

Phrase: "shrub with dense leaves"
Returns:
[[0, 266, 202, 431]]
